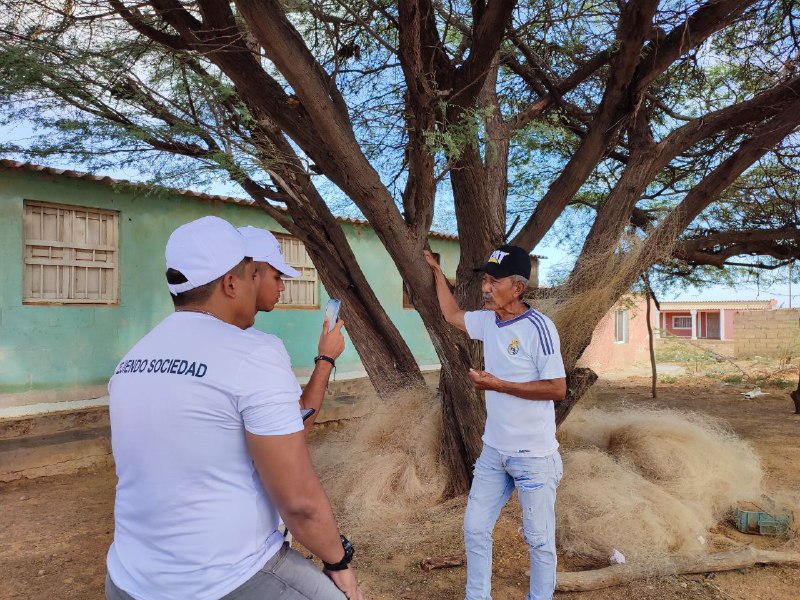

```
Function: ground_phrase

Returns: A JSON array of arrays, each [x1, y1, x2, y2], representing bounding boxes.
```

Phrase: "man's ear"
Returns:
[[221, 273, 238, 298]]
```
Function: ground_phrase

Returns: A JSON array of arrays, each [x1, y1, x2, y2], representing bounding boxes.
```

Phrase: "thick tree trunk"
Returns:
[[555, 368, 599, 427], [433, 136, 507, 495], [438, 353, 487, 496], [290, 208, 426, 396], [405, 259, 487, 496]]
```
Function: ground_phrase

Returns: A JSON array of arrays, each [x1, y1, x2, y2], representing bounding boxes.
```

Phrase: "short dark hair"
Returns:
[[167, 257, 251, 307]]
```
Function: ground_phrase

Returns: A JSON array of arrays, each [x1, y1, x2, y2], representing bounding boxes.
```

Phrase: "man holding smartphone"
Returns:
[[238, 226, 345, 433], [106, 217, 364, 600], [424, 246, 566, 600]]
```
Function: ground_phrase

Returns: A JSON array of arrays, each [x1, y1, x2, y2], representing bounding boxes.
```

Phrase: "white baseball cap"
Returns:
[[237, 226, 301, 278], [165, 216, 248, 295]]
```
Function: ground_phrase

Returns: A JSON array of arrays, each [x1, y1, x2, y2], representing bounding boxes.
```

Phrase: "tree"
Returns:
[[1, 0, 799, 494]]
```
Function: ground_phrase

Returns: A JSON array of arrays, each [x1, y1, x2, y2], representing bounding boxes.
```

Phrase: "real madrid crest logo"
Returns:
[[507, 337, 520, 355]]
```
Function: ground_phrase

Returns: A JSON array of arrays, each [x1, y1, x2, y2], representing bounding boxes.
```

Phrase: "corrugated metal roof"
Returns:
[[0, 159, 459, 241]]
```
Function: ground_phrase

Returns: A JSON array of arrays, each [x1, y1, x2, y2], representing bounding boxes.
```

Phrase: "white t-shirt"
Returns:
[[464, 306, 566, 457], [107, 312, 303, 600]]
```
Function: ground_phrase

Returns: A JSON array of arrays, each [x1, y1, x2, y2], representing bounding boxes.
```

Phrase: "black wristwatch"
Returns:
[[322, 534, 354, 571], [314, 354, 336, 367]]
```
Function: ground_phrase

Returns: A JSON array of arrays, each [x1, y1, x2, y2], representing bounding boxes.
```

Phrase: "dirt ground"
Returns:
[[1, 376, 799, 600]]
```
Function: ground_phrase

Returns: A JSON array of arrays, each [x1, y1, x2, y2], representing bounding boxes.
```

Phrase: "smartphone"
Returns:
[[324, 298, 341, 332], [301, 408, 315, 421]]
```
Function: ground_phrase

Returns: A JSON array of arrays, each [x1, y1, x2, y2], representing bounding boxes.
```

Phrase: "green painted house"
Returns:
[[0, 161, 460, 417]]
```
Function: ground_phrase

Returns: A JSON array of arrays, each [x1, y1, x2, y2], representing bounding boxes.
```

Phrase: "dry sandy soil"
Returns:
[[1, 377, 799, 600]]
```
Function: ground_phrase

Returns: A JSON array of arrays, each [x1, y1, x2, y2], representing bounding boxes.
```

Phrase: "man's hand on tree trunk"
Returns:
[[423, 249, 442, 273]]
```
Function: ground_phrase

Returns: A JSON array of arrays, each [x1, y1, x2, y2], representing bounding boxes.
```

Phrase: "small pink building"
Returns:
[[655, 300, 776, 340], [579, 296, 653, 373]]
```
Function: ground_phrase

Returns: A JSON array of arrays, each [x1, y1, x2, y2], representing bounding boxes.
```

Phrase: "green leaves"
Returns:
[[422, 102, 496, 162]]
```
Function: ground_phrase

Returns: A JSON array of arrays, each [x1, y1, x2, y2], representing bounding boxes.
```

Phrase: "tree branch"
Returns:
[[450, 0, 515, 108], [501, 47, 611, 134], [509, 0, 661, 250], [673, 226, 800, 267], [645, 97, 800, 259], [633, 0, 757, 96]]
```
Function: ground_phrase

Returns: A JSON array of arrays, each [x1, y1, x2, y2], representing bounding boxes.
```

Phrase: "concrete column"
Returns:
[[690, 309, 697, 339], [719, 309, 725, 340]]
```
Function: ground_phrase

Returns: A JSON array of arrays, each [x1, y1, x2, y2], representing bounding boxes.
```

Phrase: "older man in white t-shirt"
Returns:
[[425, 245, 566, 600], [106, 217, 364, 600]]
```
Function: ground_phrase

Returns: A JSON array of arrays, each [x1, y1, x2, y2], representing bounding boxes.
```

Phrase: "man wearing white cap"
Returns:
[[105, 217, 364, 600], [237, 226, 345, 432]]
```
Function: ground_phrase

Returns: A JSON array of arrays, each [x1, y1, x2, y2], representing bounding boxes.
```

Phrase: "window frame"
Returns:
[[672, 315, 692, 329], [614, 309, 629, 344], [272, 232, 319, 310], [23, 200, 120, 306]]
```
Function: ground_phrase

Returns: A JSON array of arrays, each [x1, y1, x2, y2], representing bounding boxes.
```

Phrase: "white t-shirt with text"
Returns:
[[464, 306, 566, 457], [107, 312, 303, 600]]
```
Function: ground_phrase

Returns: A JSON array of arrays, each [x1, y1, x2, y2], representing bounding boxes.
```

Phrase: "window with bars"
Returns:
[[274, 233, 318, 308], [673, 315, 692, 329], [614, 309, 629, 343], [23, 201, 119, 305]]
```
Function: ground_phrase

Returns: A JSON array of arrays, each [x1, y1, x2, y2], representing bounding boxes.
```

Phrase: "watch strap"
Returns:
[[314, 354, 336, 367], [322, 534, 354, 571], [322, 554, 349, 571]]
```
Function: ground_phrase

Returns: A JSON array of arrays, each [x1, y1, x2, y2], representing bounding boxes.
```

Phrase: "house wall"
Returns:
[[660, 307, 770, 341], [0, 168, 459, 410], [734, 309, 800, 358], [724, 310, 735, 338], [662, 311, 692, 337], [577, 296, 652, 373]]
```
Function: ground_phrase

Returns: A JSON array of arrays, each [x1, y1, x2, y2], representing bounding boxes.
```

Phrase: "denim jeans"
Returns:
[[106, 543, 346, 600], [463, 445, 563, 600]]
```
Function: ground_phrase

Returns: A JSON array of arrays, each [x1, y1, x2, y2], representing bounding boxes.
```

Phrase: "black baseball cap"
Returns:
[[474, 245, 532, 279]]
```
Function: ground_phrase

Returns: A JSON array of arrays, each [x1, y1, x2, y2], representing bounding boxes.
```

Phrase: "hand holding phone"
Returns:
[[319, 299, 345, 360], [324, 299, 341, 332]]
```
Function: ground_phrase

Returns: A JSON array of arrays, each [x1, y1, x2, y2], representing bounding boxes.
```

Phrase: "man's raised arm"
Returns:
[[424, 250, 466, 332]]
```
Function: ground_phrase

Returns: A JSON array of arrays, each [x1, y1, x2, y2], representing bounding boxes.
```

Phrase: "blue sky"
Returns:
[[536, 245, 798, 306]]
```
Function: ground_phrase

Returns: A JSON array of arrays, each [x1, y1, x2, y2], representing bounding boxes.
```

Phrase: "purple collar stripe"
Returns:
[[495, 307, 533, 328]]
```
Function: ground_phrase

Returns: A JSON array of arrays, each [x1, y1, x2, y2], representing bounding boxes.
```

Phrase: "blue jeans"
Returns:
[[463, 445, 563, 600]]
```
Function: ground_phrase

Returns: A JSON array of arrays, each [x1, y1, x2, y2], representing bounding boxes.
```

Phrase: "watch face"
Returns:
[[341, 534, 355, 563]]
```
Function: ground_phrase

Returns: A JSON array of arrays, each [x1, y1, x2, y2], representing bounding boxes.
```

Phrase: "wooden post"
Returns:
[[642, 273, 659, 399]]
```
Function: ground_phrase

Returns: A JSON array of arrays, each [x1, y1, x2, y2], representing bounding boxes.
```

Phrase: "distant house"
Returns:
[[577, 295, 653, 373], [655, 300, 776, 340]]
